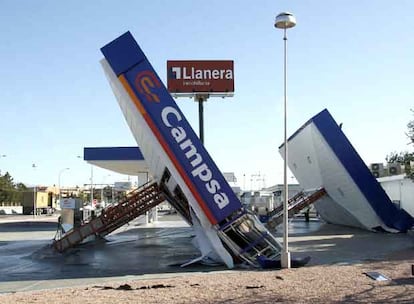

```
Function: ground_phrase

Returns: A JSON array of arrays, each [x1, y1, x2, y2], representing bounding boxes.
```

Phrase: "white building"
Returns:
[[378, 174, 414, 217]]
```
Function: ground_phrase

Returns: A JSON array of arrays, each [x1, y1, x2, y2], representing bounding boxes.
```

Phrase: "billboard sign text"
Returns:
[[167, 60, 234, 96]]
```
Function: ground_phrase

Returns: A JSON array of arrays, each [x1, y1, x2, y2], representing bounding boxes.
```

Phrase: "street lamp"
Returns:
[[58, 168, 70, 207], [0, 154, 6, 175], [101, 174, 111, 206], [90, 166, 94, 205], [77, 155, 94, 206], [275, 11, 296, 269], [32, 163, 37, 217]]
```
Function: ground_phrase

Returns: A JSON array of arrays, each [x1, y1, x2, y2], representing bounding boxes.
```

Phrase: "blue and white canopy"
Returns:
[[84, 146, 148, 175], [280, 109, 414, 232]]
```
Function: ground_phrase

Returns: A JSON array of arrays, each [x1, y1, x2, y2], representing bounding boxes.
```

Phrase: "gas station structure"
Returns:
[[53, 31, 413, 269]]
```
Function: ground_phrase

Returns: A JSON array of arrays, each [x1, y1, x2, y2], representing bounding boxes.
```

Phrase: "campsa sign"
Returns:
[[167, 60, 234, 96]]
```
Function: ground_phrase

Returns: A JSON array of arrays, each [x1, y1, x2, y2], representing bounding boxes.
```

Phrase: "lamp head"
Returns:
[[275, 12, 296, 29]]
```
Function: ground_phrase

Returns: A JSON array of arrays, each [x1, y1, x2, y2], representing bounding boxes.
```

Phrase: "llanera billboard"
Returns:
[[167, 60, 234, 95]]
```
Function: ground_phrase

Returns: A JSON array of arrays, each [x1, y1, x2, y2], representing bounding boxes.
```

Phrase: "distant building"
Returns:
[[240, 183, 303, 215], [22, 187, 55, 215], [263, 184, 303, 207]]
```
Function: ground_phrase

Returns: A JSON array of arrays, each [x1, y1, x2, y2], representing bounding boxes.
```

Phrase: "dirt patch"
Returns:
[[1, 249, 413, 304]]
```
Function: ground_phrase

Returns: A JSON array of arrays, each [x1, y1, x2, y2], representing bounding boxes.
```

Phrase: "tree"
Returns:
[[406, 109, 414, 146], [15, 183, 27, 191], [386, 151, 414, 179], [0, 172, 14, 190], [386, 110, 414, 180], [0, 172, 26, 204]]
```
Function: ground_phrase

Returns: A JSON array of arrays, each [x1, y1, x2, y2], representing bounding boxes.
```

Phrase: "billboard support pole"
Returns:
[[198, 97, 204, 144], [196, 94, 209, 145]]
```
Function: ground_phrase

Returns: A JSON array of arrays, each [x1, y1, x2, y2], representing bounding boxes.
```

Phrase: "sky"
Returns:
[[0, 0, 413, 190]]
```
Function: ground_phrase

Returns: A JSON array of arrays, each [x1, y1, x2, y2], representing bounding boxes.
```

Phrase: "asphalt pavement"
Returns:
[[0, 213, 413, 294]]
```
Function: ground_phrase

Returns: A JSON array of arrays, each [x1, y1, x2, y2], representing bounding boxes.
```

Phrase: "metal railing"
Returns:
[[53, 182, 165, 252], [265, 187, 327, 229]]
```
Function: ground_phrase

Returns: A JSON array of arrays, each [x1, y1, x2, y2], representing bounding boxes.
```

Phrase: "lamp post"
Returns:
[[275, 11, 296, 269], [101, 174, 111, 206], [79, 156, 95, 206], [77, 155, 95, 207], [90, 166, 94, 206], [32, 163, 37, 217], [0, 154, 6, 175], [58, 168, 70, 207]]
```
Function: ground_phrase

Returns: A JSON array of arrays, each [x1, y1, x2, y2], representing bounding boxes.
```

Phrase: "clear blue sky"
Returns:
[[0, 0, 413, 190]]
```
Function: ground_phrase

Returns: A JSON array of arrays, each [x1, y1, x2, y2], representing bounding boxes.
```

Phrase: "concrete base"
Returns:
[[281, 251, 291, 268]]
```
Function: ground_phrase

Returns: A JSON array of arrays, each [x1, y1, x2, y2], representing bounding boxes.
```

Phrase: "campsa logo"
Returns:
[[135, 71, 161, 103], [170, 66, 233, 80], [161, 106, 230, 210]]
